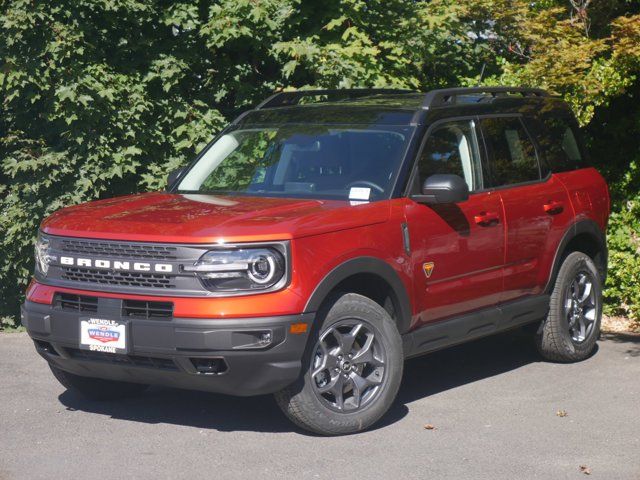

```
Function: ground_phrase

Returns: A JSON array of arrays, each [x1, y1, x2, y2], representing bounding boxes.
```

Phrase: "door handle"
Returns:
[[474, 211, 500, 226], [543, 201, 564, 215]]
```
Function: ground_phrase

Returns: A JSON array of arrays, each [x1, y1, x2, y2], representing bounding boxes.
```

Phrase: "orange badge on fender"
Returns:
[[423, 262, 435, 278]]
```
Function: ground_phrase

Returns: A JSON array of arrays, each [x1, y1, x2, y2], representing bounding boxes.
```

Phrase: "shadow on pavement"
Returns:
[[57, 330, 546, 435], [602, 331, 640, 357], [398, 329, 541, 405]]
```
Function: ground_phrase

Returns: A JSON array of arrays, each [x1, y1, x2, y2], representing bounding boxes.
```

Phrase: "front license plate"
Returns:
[[80, 317, 128, 354]]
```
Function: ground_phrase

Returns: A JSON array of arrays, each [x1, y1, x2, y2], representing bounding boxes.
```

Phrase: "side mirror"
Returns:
[[411, 174, 469, 204], [167, 168, 185, 189]]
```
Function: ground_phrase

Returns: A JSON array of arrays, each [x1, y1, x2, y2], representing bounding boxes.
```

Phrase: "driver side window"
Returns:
[[417, 119, 484, 192]]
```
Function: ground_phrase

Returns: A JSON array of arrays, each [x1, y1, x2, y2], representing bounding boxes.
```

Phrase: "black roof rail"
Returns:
[[256, 88, 415, 109], [421, 86, 549, 109]]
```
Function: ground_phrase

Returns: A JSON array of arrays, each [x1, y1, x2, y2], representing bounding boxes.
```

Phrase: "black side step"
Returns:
[[402, 295, 549, 359]]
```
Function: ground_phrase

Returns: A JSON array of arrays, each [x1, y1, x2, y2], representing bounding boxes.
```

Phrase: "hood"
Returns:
[[41, 192, 390, 243]]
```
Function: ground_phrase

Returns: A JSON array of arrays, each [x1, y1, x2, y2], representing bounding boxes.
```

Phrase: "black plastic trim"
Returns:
[[421, 87, 549, 110], [22, 300, 314, 396], [543, 219, 607, 293], [403, 294, 550, 358], [256, 88, 416, 109], [303, 256, 412, 334]]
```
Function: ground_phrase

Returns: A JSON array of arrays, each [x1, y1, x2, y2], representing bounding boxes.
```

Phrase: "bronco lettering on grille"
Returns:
[[59, 256, 173, 273]]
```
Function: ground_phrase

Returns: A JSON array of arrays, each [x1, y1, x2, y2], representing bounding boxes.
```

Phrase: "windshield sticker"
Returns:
[[349, 187, 371, 201]]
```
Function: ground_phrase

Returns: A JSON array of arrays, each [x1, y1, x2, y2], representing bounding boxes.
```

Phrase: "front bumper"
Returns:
[[22, 299, 313, 396]]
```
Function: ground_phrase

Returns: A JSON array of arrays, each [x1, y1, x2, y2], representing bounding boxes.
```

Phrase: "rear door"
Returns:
[[405, 118, 505, 327], [528, 109, 609, 230], [479, 116, 573, 302]]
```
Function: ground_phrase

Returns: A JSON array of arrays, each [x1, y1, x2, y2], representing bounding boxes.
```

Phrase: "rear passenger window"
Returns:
[[481, 117, 540, 187]]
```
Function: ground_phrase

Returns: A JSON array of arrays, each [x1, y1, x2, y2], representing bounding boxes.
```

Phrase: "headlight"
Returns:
[[34, 234, 52, 277], [184, 247, 287, 293]]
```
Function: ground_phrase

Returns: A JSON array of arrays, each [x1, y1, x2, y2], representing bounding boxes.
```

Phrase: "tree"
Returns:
[[1, 0, 640, 326]]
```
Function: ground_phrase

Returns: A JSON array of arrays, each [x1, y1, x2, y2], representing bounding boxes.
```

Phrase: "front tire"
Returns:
[[275, 293, 403, 435], [49, 364, 149, 400], [536, 252, 602, 362]]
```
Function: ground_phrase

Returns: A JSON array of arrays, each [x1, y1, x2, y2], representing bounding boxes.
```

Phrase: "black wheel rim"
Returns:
[[564, 270, 598, 343], [310, 319, 386, 413]]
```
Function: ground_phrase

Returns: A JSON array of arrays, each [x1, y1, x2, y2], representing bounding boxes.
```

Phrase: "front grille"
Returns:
[[66, 348, 178, 371], [123, 300, 173, 319], [54, 293, 98, 313], [61, 239, 178, 260], [61, 267, 175, 289], [45, 235, 211, 295]]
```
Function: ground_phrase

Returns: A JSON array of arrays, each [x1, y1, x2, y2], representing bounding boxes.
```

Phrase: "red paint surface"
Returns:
[[41, 192, 389, 243], [29, 168, 609, 330]]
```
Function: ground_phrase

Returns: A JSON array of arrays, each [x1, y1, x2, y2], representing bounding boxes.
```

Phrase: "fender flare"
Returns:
[[303, 256, 412, 334], [544, 219, 607, 293]]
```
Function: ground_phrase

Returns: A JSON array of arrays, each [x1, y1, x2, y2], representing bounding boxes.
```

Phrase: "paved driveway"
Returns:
[[1, 331, 638, 480]]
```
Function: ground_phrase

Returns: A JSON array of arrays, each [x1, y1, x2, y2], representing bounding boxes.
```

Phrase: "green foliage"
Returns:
[[605, 191, 640, 321], [202, 129, 278, 191], [1, 0, 640, 327], [585, 81, 640, 323]]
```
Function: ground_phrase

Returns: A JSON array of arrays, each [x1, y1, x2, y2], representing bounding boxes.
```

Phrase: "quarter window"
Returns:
[[534, 114, 586, 172], [417, 120, 484, 191], [481, 117, 540, 187]]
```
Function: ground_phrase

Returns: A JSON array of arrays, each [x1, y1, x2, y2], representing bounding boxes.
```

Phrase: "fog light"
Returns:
[[258, 332, 272, 346], [231, 330, 274, 349]]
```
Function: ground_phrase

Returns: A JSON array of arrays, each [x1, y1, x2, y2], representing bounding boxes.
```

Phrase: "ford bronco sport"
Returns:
[[23, 87, 609, 435]]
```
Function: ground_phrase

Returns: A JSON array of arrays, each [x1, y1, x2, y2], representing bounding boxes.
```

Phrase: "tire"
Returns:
[[536, 251, 602, 362], [274, 293, 403, 436], [49, 364, 148, 400]]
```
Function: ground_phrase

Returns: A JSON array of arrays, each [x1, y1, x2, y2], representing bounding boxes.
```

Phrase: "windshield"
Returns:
[[176, 124, 414, 201]]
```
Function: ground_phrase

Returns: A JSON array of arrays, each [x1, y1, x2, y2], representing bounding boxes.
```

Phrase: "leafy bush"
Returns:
[[0, 0, 488, 326], [605, 202, 640, 321], [587, 84, 640, 326], [1, 0, 640, 328], [602, 159, 640, 322]]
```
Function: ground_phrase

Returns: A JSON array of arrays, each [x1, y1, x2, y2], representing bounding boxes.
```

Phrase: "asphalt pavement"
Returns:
[[1, 330, 638, 480]]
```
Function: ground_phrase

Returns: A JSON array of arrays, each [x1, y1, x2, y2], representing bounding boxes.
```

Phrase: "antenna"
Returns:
[[478, 63, 487, 85]]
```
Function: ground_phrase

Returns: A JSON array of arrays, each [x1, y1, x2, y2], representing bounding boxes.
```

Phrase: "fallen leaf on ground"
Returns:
[[556, 410, 568, 417], [579, 465, 591, 475], [423, 424, 437, 430]]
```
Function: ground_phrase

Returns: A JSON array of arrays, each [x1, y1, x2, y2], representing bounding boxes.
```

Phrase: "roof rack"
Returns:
[[421, 86, 549, 109], [256, 88, 415, 109]]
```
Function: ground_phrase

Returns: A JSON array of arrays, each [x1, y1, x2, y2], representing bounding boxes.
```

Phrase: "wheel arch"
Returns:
[[303, 257, 412, 334], [545, 219, 607, 293]]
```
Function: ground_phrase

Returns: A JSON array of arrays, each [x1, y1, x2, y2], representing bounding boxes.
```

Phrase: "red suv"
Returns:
[[23, 88, 609, 435]]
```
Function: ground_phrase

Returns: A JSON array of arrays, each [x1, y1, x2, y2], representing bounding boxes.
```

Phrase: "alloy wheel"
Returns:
[[564, 271, 598, 343], [310, 319, 386, 412]]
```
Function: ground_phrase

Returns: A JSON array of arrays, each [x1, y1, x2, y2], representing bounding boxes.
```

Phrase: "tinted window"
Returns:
[[177, 124, 413, 201], [417, 120, 484, 191], [531, 114, 586, 172], [481, 117, 540, 187]]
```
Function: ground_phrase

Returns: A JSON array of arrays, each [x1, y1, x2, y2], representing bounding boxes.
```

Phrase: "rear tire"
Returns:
[[536, 252, 602, 362], [274, 293, 403, 435], [49, 364, 149, 400]]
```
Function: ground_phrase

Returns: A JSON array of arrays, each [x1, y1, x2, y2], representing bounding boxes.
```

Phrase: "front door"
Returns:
[[405, 118, 505, 327]]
